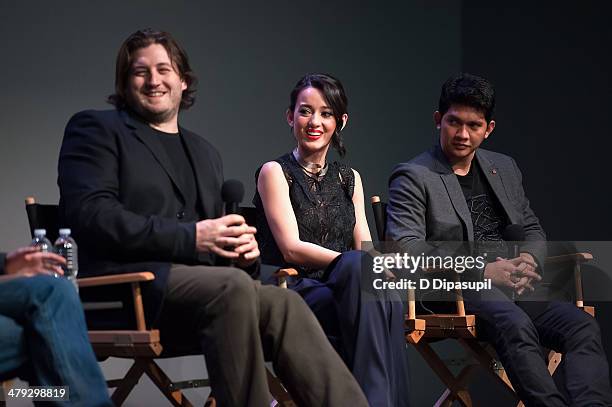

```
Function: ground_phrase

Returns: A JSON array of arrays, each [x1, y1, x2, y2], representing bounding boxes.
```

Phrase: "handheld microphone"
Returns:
[[221, 179, 244, 215]]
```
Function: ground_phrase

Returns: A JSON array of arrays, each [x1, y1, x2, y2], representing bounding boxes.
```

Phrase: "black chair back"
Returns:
[[25, 197, 60, 243], [371, 196, 387, 242]]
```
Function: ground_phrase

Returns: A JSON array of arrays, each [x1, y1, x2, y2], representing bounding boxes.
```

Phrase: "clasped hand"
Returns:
[[484, 253, 542, 296], [195, 214, 260, 267]]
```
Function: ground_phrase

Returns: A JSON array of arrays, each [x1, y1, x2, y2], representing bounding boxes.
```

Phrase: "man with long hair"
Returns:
[[58, 28, 367, 406]]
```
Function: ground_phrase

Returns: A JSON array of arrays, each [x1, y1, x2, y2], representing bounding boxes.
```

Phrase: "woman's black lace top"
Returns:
[[253, 153, 356, 279]]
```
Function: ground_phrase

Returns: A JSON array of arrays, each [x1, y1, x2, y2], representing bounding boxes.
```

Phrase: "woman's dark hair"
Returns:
[[289, 73, 348, 157], [107, 28, 197, 110], [439, 73, 495, 122]]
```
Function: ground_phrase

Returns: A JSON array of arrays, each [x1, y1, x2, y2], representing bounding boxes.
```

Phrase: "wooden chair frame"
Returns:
[[371, 195, 595, 407], [24, 197, 293, 407]]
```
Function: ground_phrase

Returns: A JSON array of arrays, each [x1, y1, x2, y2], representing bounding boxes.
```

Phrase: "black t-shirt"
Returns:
[[148, 127, 202, 222], [456, 159, 507, 257]]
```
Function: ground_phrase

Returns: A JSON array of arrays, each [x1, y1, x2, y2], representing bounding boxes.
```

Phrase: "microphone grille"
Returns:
[[221, 179, 245, 203]]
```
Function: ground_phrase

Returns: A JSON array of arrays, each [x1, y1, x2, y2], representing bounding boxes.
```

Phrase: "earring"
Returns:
[[436, 125, 441, 130]]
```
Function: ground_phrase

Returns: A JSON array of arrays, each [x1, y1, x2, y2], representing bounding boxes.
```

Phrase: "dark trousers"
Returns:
[[157, 264, 368, 407], [0, 275, 112, 407], [464, 286, 612, 407], [290, 251, 411, 407]]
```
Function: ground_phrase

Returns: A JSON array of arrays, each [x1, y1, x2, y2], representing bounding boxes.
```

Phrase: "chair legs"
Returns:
[[110, 358, 198, 407], [547, 350, 562, 376], [433, 365, 477, 407], [459, 339, 516, 398], [419, 338, 583, 407], [108, 358, 294, 406], [265, 369, 296, 407], [0, 380, 9, 407], [143, 360, 196, 407], [109, 359, 146, 406], [414, 341, 475, 407], [414, 339, 525, 407]]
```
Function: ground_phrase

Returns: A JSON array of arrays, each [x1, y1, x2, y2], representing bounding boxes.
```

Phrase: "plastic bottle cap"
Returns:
[[59, 228, 71, 235], [34, 229, 46, 236]]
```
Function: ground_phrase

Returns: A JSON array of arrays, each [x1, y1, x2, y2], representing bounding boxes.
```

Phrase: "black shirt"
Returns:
[[147, 127, 202, 223], [456, 159, 507, 258]]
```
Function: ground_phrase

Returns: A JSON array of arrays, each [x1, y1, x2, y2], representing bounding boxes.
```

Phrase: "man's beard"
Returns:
[[135, 105, 179, 127]]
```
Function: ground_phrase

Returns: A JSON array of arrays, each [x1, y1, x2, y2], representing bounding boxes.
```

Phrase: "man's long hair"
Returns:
[[107, 28, 197, 110]]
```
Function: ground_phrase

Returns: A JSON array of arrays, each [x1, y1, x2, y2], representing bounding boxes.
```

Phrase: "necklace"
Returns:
[[292, 148, 328, 178]]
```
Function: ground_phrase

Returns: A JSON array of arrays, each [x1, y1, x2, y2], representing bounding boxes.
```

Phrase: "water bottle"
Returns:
[[54, 228, 79, 292], [31, 228, 59, 278], [31, 228, 52, 253]]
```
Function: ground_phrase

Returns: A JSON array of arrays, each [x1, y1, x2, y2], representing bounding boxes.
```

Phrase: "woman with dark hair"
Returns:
[[254, 73, 410, 406]]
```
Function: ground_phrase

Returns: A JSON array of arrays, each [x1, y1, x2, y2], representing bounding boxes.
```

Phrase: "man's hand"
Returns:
[[196, 215, 259, 266], [4, 247, 66, 277], [513, 253, 540, 295], [234, 232, 260, 268], [484, 256, 541, 290]]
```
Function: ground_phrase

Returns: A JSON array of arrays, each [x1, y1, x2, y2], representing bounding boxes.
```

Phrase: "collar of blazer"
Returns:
[[474, 150, 520, 225], [119, 109, 217, 219], [431, 144, 520, 238]]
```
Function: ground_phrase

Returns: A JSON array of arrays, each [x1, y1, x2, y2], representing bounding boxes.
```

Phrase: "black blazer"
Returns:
[[58, 109, 224, 325]]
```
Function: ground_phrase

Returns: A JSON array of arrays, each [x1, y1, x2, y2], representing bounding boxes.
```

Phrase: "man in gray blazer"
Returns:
[[387, 73, 612, 406]]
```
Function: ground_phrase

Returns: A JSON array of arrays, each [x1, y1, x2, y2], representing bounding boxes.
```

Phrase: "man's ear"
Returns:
[[484, 120, 496, 139], [286, 109, 294, 127], [340, 113, 348, 131], [433, 111, 442, 129]]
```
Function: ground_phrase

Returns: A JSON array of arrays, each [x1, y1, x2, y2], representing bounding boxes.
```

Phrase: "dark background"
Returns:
[[0, 1, 610, 405], [461, 5, 612, 404]]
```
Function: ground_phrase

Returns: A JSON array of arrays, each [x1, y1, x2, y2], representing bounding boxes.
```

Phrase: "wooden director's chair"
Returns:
[[24, 197, 293, 407], [371, 195, 595, 407]]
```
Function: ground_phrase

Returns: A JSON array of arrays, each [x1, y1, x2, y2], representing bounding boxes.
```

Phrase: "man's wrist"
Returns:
[[173, 222, 198, 261]]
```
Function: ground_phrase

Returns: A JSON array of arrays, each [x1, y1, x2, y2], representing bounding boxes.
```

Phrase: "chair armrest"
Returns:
[[273, 268, 298, 289], [545, 252, 594, 308], [273, 268, 299, 278], [78, 272, 154, 331], [78, 272, 155, 288], [545, 253, 593, 265]]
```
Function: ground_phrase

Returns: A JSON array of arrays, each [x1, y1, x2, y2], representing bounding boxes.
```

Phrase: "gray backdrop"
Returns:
[[1, 1, 610, 405], [0, 0, 460, 250]]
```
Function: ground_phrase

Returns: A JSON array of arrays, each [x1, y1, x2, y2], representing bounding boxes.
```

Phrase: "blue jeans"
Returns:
[[0, 275, 111, 407]]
